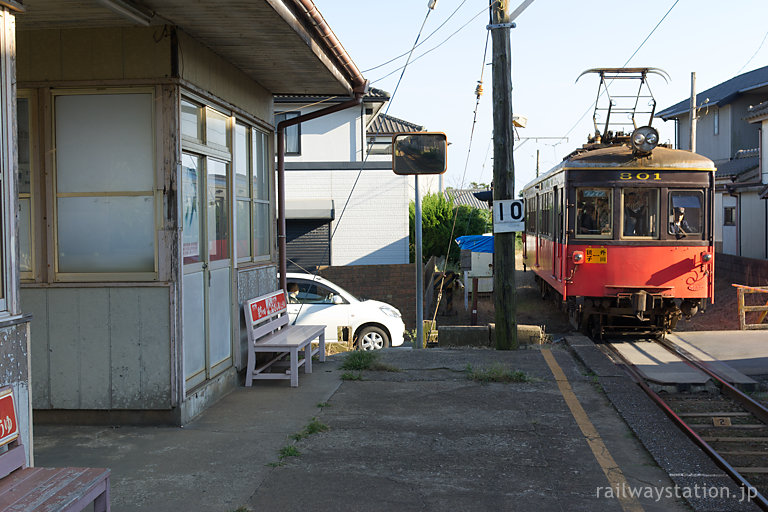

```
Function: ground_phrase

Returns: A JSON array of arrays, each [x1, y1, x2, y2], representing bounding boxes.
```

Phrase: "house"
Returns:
[[657, 66, 768, 259], [279, 100, 425, 268], [9, 0, 366, 443]]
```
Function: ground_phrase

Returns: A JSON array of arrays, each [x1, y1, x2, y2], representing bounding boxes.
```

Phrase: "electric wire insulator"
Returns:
[[475, 81, 483, 98]]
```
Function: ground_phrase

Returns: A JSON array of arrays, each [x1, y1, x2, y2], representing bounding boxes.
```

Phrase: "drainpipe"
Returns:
[[276, 82, 367, 291]]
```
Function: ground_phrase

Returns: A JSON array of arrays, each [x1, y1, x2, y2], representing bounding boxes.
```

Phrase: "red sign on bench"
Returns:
[[0, 388, 18, 447], [249, 290, 287, 324]]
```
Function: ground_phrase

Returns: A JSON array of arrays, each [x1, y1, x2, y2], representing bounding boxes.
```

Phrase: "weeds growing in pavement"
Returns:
[[341, 371, 363, 381], [317, 401, 331, 408], [279, 445, 300, 459], [340, 351, 400, 372], [465, 363, 531, 384], [292, 417, 329, 441]]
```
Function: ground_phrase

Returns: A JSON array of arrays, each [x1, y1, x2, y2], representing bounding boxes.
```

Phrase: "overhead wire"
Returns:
[[428, 18, 492, 330], [560, 0, 681, 141], [737, 28, 768, 75]]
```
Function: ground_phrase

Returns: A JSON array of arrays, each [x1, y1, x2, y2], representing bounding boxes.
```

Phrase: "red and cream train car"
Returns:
[[521, 127, 715, 338]]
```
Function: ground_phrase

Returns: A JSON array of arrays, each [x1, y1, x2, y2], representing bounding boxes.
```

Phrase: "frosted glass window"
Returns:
[[19, 199, 31, 272], [182, 154, 202, 265], [181, 100, 202, 141], [254, 202, 270, 257], [236, 200, 251, 260], [234, 124, 249, 198], [253, 131, 270, 201], [57, 196, 154, 273], [206, 108, 228, 148], [55, 94, 153, 193], [207, 159, 229, 262], [17, 98, 30, 194]]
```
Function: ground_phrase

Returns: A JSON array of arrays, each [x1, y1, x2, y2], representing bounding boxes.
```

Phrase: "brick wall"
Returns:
[[317, 264, 417, 331], [716, 253, 768, 285]]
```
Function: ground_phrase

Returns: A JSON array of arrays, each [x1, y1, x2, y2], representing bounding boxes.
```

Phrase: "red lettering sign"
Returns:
[[0, 388, 18, 447], [250, 291, 287, 323]]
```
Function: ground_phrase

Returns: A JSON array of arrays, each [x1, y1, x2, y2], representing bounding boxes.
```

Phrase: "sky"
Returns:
[[315, 0, 768, 195]]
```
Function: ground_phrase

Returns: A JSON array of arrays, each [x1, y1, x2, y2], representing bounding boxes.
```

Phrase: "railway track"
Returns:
[[603, 337, 768, 511]]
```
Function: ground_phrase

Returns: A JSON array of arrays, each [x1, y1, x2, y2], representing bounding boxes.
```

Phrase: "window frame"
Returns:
[[275, 111, 301, 155], [620, 187, 660, 240], [51, 88, 159, 282], [574, 187, 613, 240], [723, 206, 736, 226], [667, 189, 705, 239], [16, 90, 36, 281]]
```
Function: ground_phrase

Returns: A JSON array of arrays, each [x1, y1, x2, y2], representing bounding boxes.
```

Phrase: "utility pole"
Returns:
[[490, 0, 518, 350], [690, 72, 697, 152]]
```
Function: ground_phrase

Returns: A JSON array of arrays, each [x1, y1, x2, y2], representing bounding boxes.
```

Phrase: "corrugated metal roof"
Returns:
[[275, 87, 390, 103], [368, 114, 423, 135], [444, 188, 491, 210], [657, 66, 768, 119]]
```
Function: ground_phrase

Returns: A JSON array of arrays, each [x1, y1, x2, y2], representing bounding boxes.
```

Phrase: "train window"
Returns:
[[526, 197, 536, 233], [622, 188, 659, 238], [668, 191, 704, 238], [575, 188, 612, 239]]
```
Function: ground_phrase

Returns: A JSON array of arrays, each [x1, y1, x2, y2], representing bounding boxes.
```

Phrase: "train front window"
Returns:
[[575, 188, 612, 238], [622, 188, 659, 239], [669, 191, 703, 238]]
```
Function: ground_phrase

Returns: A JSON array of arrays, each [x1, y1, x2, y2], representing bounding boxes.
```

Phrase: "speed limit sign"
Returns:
[[493, 199, 525, 233]]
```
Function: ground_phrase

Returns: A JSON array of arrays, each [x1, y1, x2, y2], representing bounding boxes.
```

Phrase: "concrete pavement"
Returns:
[[33, 345, 754, 511]]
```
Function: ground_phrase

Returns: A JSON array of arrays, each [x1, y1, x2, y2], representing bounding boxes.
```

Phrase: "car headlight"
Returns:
[[380, 306, 401, 318]]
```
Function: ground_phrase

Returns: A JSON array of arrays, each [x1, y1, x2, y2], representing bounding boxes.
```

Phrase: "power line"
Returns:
[[737, 28, 768, 75], [561, 0, 681, 140]]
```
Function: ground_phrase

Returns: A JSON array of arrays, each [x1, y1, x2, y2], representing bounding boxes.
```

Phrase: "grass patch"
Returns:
[[228, 507, 251, 512], [292, 417, 330, 441], [317, 401, 331, 408], [340, 351, 400, 372], [279, 445, 300, 459], [341, 371, 363, 381], [465, 363, 531, 384]]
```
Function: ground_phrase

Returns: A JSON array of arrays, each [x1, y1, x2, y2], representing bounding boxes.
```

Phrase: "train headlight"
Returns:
[[572, 251, 584, 264], [630, 126, 660, 154], [702, 252, 713, 263]]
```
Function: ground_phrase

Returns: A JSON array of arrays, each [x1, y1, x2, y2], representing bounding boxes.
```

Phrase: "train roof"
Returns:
[[522, 145, 715, 192]]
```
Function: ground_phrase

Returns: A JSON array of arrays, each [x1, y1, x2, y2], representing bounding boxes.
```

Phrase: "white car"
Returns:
[[285, 272, 405, 350]]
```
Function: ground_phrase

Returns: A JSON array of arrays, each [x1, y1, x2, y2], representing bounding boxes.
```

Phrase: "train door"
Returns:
[[534, 193, 540, 268], [553, 187, 563, 281]]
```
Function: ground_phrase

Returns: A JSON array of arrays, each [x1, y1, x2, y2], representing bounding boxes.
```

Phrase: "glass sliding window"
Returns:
[[622, 188, 659, 239], [54, 92, 155, 277], [182, 153, 203, 265], [275, 112, 300, 154], [17, 96, 32, 275], [207, 159, 229, 262], [181, 99, 203, 142], [575, 188, 612, 239], [253, 130, 271, 257], [669, 191, 704, 238], [235, 124, 252, 260], [206, 107, 229, 149]]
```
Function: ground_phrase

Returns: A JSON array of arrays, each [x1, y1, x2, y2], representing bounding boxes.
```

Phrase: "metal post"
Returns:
[[415, 175, 424, 349], [690, 72, 697, 153]]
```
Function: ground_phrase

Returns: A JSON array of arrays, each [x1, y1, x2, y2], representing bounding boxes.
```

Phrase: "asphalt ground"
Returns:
[[32, 344, 753, 512]]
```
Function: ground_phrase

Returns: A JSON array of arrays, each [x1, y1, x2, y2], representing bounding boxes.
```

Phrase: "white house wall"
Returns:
[[285, 169, 409, 265], [722, 194, 738, 255], [286, 106, 362, 162], [740, 192, 768, 259]]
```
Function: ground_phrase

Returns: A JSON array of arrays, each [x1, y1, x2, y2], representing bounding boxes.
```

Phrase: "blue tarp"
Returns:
[[455, 234, 494, 253]]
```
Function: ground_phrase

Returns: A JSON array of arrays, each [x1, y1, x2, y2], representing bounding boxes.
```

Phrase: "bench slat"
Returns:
[[0, 466, 110, 511], [251, 325, 325, 349]]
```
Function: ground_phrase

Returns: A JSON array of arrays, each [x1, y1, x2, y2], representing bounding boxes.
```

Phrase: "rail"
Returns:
[[733, 284, 768, 330], [604, 341, 768, 511]]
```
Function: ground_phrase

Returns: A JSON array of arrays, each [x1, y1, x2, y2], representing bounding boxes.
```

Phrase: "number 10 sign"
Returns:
[[493, 199, 525, 233]]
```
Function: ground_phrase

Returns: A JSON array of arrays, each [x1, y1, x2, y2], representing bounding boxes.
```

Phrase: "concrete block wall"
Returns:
[[716, 253, 768, 285], [317, 264, 417, 330]]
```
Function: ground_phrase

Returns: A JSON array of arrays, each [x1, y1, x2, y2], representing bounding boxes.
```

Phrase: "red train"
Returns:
[[521, 125, 715, 338]]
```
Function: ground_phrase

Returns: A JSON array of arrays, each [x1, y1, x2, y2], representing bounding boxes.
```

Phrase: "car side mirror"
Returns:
[[332, 295, 344, 305]]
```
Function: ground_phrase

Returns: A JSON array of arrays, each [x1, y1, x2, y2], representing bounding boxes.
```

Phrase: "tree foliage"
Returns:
[[409, 193, 492, 266]]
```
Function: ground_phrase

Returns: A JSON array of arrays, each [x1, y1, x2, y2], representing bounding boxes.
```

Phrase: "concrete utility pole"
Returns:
[[490, 0, 518, 350], [690, 72, 697, 152]]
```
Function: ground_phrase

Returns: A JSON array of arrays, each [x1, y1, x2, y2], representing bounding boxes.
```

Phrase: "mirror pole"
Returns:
[[415, 175, 424, 349]]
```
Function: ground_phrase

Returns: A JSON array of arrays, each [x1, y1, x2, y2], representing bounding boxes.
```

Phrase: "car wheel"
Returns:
[[357, 326, 390, 351]]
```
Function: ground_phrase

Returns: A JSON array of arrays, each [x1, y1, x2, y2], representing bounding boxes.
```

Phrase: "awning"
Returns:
[[455, 234, 493, 253]]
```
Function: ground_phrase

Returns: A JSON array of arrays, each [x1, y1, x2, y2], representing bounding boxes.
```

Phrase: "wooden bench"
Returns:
[[0, 387, 110, 511], [244, 290, 326, 387]]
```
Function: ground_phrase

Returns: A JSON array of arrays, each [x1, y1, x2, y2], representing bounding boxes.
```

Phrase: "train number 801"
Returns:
[[619, 172, 661, 181]]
